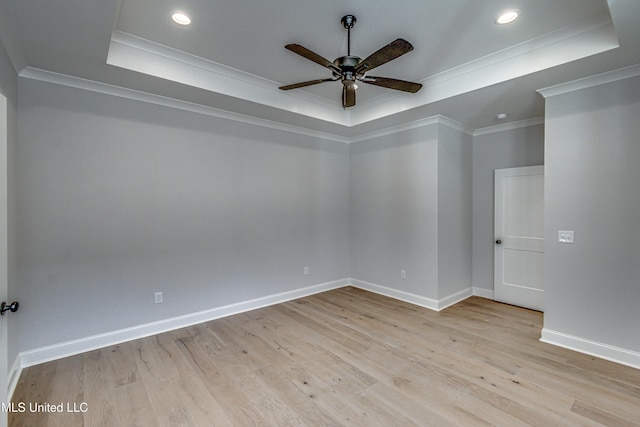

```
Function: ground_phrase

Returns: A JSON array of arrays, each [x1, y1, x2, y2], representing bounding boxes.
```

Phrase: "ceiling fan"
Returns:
[[279, 15, 423, 108]]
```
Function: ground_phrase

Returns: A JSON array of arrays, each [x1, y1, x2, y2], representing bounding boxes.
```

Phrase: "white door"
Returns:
[[494, 165, 544, 311], [0, 94, 8, 427]]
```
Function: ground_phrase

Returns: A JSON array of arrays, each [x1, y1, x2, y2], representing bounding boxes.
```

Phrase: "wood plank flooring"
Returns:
[[10, 287, 640, 426]]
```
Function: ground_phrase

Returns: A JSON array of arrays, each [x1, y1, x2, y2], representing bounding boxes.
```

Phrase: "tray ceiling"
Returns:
[[2, 0, 640, 135]]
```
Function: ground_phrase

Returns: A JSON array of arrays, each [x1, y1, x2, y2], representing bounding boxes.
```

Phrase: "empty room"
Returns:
[[1, 0, 640, 425]]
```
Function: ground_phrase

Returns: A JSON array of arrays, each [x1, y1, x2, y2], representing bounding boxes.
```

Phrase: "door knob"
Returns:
[[496, 239, 502, 245], [0, 301, 19, 315]]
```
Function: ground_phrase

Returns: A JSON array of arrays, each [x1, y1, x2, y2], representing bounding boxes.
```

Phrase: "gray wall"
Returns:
[[349, 126, 439, 298], [437, 124, 472, 299], [16, 78, 350, 351], [543, 74, 640, 352], [349, 123, 472, 302], [0, 35, 19, 380], [11, 66, 640, 367], [471, 125, 545, 294]]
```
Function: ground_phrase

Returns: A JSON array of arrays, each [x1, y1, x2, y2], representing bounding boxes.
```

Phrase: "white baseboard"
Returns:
[[7, 355, 22, 401], [349, 278, 439, 310], [349, 278, 472, 311], [540, 328, 640, 370], [438, 287, 474, 310], [6, 277, 498, 400], [472, 287, 495, 300], [14, 278, 350, 383]]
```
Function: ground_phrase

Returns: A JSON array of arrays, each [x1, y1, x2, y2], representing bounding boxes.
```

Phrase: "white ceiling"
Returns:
[[2, 0, 640, 136]]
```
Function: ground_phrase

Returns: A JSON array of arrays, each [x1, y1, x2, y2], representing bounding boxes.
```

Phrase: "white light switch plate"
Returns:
[[558, 230, 574, 244]]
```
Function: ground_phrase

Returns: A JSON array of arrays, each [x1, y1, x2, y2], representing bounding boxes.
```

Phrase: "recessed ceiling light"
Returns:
[[496, 113, 509, 120], [495, 10, 519, 25], [172, 12, 192, 26]]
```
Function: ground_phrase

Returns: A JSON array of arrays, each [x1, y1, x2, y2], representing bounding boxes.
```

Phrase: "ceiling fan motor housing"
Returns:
[[333, 56, 363, 83]]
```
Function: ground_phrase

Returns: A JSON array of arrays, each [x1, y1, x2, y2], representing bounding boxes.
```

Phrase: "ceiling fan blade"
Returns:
[[279, 78, 336, 90], [285, 44, 342, 74], [355, 39, 414, 73], [360, 76, 422, 93], [342, 83, 356, 108]]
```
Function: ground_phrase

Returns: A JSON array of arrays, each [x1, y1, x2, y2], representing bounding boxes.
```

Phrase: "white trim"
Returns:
[[420, 11, 614, 90], [537, 63, 640, 98], [349, 116, 440, 144], [7, 356, 21, 400], [349, 115, 473, 144], [110, 32, 295, 99], [438, 116, 475, 136], [9, 278, 475, 392], [349, 11, 617, 127], [8, 11, 620, 141], [540, 329, 640, 370], [350, 278, 438, 311], [438, 287, 474, 311], [17, 68, 482, 145], [472, 287, 495, 300], [108, 31, 348, 127], [12, 278, 476, 377], [15, 278, 349, 371], [473, 117, 544, 136], [0, 93, 8, 417], [11, 279, 640, 396], [108, 9, 615, 129], [349, 278, 472, 312], [18, 67, 351, 144]]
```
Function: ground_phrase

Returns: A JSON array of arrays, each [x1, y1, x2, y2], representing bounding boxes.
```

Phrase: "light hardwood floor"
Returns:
[[10, 287, 640, 426]]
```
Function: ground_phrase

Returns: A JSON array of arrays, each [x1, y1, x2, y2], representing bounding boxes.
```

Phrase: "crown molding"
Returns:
[[349, 116, 440, 144], [108, 10, 617, 130], [108, 31, 350, 127], [537, 63, 640, 98], [350, 11, 618, 126], [473, 117, 544, 136], [19, 67, 351, 144], [19, 67, 483, 144], [19, 67, 549, 144], [438, 116, 475, 136], [349, 115, 474, 144]]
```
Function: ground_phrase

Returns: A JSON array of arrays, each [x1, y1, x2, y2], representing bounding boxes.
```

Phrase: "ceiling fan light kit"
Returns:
[[279, 15, 422, 108]]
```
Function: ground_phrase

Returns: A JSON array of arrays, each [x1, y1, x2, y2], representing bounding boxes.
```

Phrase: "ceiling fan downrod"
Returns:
[[341, 15, 356, 56], [338, 15, 360, 88]]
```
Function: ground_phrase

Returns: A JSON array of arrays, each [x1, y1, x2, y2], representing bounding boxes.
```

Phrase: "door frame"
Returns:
[[0, 92, 8, 427]]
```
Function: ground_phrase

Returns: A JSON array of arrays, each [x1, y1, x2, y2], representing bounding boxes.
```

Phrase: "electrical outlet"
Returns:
[[304, 266, 309, 275], [154, 292, 163, 304], [400, 269, 407, 279]]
